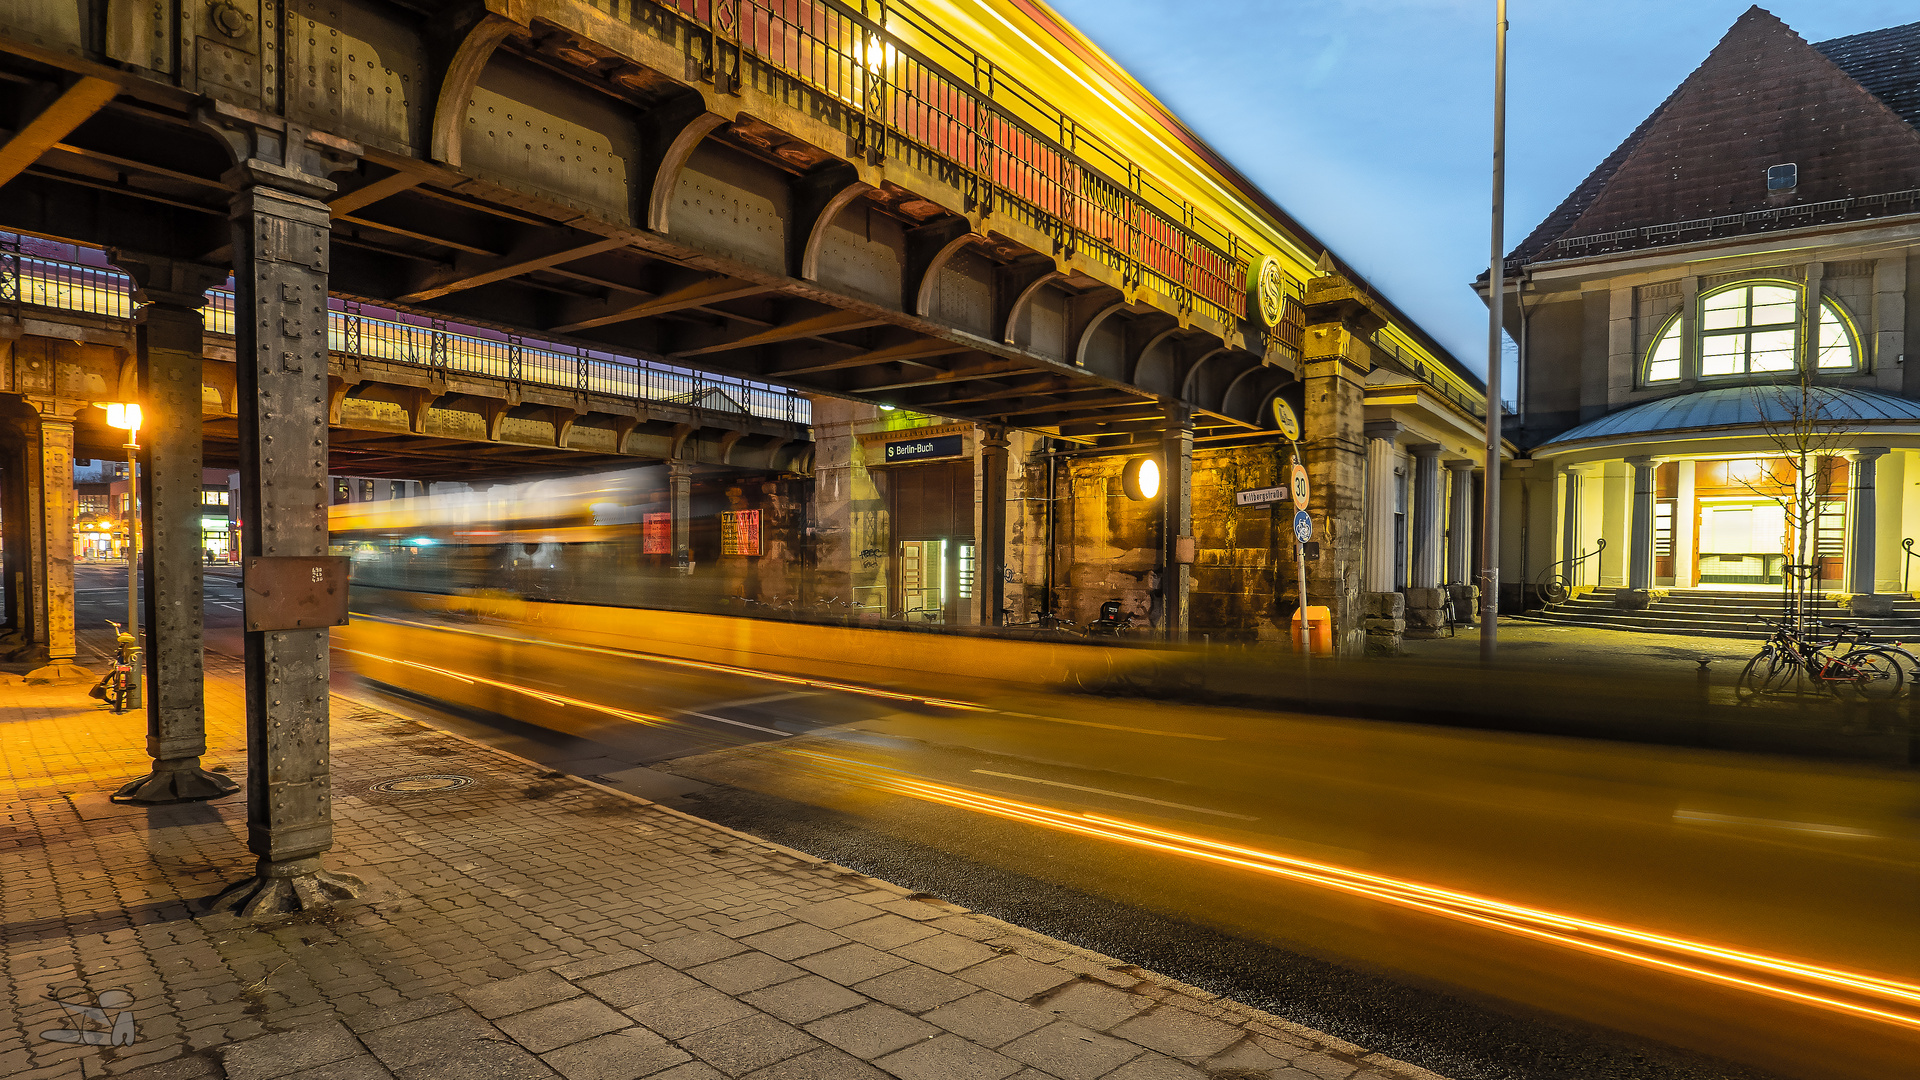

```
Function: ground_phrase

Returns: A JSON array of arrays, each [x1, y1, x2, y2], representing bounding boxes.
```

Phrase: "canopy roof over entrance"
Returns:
[[1538, 385, 1920, 451]]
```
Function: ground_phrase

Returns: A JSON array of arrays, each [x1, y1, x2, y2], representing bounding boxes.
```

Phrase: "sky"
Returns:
[[1042, 0, 1917, 391]]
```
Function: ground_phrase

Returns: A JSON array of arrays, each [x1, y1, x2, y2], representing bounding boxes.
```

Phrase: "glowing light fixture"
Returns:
[[101, 402, 142, 432], [1122, 456, 1161, 501]]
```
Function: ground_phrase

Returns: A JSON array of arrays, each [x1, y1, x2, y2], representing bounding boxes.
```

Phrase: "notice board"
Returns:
[[721, 510, 762, 556], [643, 512, 671, 554]]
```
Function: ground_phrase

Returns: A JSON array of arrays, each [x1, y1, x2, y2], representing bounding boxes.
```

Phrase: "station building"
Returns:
[[1495, 9, 1920, 622]]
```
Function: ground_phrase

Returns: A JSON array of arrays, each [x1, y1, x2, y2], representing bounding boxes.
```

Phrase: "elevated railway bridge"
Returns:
[[0, 0, 1482, 911]]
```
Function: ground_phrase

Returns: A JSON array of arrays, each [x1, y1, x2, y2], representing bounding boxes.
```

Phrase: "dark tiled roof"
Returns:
[[1501, 12, 1920, 271], [1816, 19, 1920, 130]]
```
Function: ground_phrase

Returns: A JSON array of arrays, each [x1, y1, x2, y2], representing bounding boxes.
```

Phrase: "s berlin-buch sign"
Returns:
[[884, 434, 964, 463]]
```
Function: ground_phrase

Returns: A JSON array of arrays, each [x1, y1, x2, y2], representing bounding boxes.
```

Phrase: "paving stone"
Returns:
[[738, 1047, 888, 1079], [459, 971, 582, 1020], [852, 964, 973, 1014], [677, 1013, 818, 1076], [788, 899, 884, 930], [283, 1057, 395, 1080], [578, 964, 704, 1010], [686, 952, 804, 996], [220, 1020, 364, 1080], [1109, 1007, 1242, 1059], [1205, 1037, 1297, 1075], [627, 987, 758, 1041], [1000, 1021, 1140, 1080], [1288, 1050, 1361, 1079], [954, 956, 1076, 1001], [1101, 1055, 1207, 1080], [359, 1009, 500, 1070], [738, 924, 848, 961], [642, 934, 748, 970], [497, 996, 632, 1054], [833, 915, 941, 951], [713, 915, 796, 940], [344, 995, 464, 1035], [647, 1064, 727, 1080], [803, 1003, 938, 1060], [871, 1033, 1021, 1080], [539, 1027, 691, 1080], [739, 976, 868, 1025], [551, 952, 652, 981], [394, 1039, 556, 1080], [920, 992, 1051, 1048], [1031, 980, 1152, 1031], [889, 934, 997, 974], [793, 944, 909, 986], [115, 1054, 223, 1079]]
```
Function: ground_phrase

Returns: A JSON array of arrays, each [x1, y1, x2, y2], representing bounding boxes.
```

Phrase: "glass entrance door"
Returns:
[[1697, 501, 1787, 585], [897, 539, 947, 624]]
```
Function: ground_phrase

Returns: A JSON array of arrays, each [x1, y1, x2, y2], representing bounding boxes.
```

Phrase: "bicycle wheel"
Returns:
[[1844, 649, 1905, 701], [1738, 649, 1785, 699]]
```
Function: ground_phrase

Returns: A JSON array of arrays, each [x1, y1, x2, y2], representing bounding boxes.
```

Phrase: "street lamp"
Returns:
[[101, 402, 142, 652]]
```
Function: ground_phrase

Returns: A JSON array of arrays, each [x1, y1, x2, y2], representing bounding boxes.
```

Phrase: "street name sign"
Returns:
[[1234, 486, 1287, 507]]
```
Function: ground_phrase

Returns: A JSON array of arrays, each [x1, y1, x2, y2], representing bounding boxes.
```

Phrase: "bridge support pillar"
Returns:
[[24, 402, 87, 682], [1158, 406, 1193, 643], [669, 460, 693, 575], [978, 426, 1008, 626], [1303, 276, 1388, 655], [200, 111, 363, 917], [110, 254, 239, 805]]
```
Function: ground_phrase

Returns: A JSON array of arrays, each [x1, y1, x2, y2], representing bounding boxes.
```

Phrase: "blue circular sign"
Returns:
[[1292, 510, 1313, 543]]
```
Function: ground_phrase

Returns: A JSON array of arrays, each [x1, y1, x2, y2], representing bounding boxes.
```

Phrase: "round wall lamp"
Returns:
[[1122, 456, 1161, 502]]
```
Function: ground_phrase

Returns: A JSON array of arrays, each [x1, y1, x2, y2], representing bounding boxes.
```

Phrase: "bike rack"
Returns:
[[1532, 538, 1606, 608]]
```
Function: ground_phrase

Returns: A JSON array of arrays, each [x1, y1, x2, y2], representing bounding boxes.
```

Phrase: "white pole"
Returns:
[[1480, 0, 1508, 663]]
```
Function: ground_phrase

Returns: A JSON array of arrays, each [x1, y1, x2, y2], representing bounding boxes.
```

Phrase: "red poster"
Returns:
[[643, 512, 671, 554], [721, 510, 761, 556]]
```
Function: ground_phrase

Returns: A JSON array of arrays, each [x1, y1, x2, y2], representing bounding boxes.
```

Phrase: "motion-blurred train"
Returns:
[[329, 464, 814, 614]]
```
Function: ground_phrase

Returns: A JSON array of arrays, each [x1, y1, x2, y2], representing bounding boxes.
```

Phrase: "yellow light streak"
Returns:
[[346, 611, 984, 711], [335, 648, 678, 731], [784, 750, 1920, 1030]]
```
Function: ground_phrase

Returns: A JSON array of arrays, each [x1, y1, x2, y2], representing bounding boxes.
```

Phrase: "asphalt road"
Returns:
[[80, 569, 1920, 1080]]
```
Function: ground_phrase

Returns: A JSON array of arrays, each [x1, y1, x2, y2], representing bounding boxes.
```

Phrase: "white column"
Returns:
[[1626, 456, 1657, 590], [1599, 462, 1628, 587], [1362, 421, 1402, 593], [1559, 465, 1583, 584], [1875, 450, 1904, 593], [1849, 448, 1888, 595], [1445, 459, 1474, 584], [1409, 444, 1443, 589], [1674, 460, 1696, 588]]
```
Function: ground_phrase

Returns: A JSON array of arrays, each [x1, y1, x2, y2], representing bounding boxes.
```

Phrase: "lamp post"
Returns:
[[103, 402, 142, 650], [1480, 0, 1508, 662]]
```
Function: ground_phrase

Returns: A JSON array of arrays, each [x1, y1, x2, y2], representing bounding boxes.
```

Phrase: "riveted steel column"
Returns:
[[201, 118, 364, 915], [111, 254, 238, 804], [1160, 405, 1193, 642], [24, 405, 85, 681], [669, 460, 693, 575], [978, 426, 1008, 626]]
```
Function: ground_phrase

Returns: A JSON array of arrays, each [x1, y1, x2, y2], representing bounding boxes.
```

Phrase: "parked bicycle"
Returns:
[[1737, 618, 1904, 701], [1084, 600, 1140, 637], [88, 620, 140, 714]]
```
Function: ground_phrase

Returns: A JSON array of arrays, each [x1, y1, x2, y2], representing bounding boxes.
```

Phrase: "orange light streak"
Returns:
[[347, 612, 983, 710], [784, 750, 1920, 1030]]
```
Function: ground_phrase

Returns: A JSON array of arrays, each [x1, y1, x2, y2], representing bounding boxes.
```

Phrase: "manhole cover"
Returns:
[[369, 775, 473, 794]]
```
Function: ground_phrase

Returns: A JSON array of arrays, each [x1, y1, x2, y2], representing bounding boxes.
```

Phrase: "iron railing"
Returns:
[[3, 245, 812, 427], [1371, 329, 1488, 419], [623, 0, 1251, 327]]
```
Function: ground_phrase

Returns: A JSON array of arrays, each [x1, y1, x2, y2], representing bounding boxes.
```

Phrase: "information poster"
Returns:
[[643, 512, 671, 554], [721, 510, 762, 556]]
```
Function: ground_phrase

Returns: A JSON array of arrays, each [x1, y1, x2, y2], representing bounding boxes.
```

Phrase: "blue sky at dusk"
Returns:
[[1042, 0, 1916, 391]]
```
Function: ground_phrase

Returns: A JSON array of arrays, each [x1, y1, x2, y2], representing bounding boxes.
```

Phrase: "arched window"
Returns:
[[1641, 282, 1862, 383]]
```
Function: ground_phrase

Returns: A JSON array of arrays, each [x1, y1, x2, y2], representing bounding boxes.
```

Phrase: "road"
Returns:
[[77, 567, 1920, 1080]]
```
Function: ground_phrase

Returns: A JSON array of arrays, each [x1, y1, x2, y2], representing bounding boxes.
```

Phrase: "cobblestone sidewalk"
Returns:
[[0, 660, 1447, 1080]]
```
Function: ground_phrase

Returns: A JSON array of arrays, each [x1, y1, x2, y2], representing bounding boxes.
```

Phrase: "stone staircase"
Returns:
[[1524, 587, 1920, 641]]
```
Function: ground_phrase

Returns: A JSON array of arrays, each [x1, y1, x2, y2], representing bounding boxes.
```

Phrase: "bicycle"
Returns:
[[1738, 618, 1904, 701], [88, 620, 141, 714]]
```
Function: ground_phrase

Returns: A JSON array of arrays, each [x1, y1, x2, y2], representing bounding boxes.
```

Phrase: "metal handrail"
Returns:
[[639, 0, 1248, 327], [0, 244, 812, 428], [1903, 537, 1918, 593], [1533, 538, 1606, 608]]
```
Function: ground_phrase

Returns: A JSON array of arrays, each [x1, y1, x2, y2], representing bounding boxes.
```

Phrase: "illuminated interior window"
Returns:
[[1815, 300, 1859, 369], [1645, 316, 1682, 383], [1700, 283, 1798, 376]]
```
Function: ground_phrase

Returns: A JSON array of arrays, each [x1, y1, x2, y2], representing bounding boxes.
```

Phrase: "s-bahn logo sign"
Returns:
[[1252, 255, 1285, 329], [884, 434, 964, 463]]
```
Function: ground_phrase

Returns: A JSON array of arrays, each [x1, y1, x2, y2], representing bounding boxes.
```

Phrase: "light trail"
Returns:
[[335, 648, 683, 732], [784, 750, 1920, 1030], [346, 611, 983, 711]]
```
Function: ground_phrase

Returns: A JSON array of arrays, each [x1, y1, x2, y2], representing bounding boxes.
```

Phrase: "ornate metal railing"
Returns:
[[1534, 538, 1605, 608], [1370, 329, 1488, 419], [623, 0, 1250, 327], [1, 244, 812, 427]]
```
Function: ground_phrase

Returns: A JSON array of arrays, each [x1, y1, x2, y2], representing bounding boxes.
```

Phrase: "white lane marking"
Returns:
[[679, 710, 793, 738], [1673, 809, 1877, 839], [995, 711, 1225, 741], [970, 769, 1257, 820], [699, 691, 819, 711]]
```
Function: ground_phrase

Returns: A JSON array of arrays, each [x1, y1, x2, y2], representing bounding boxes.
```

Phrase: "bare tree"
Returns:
[[1733, 366, 1855, 632]]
